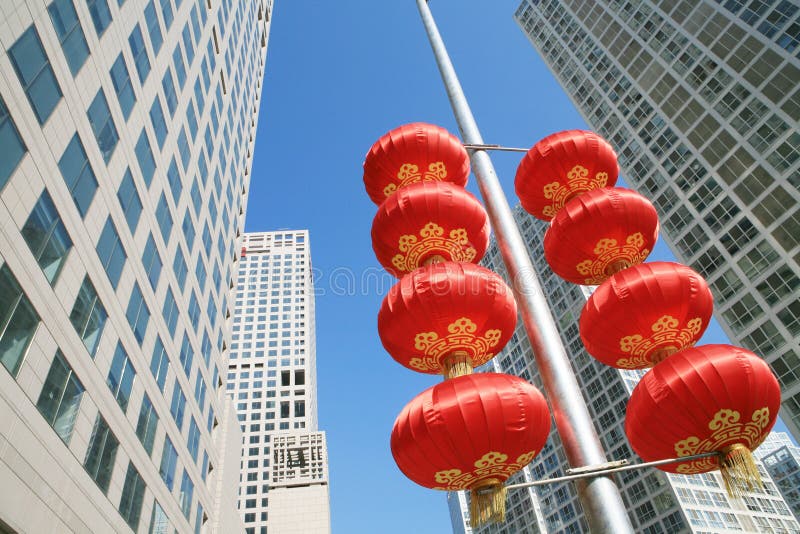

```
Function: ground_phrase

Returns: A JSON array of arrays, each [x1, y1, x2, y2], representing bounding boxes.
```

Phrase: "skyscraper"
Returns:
[[449, 206, 800, 534], [0, 0, 271, 531], [229, 230, 330, 534], [514, 0, 800, 440], [756, 432, 800, 521]]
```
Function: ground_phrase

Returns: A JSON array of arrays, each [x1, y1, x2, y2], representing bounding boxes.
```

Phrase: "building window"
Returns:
[[172, 43, 187, 88], [179, 334, 193, 377], [87, 89, 119, 162], [9, 26, 62, 124], [173, 246, 188, 289], [155, 194, 173, 241], [182, 25, 195, 64], [143, 1, 163, 54], [21, 190, 72, 284], [129, 24, 151, 83], [162, 288, 179, 336], [84, 414, 119, 493], [0, 264, 39, 377], [85, 0, 112, 36], [159, 437, 178, 492], [119, 462, 146, 530], [150, 336, 169, 391], [187, 417, 200, 461], [135, 394, 158, 455], [141, 234, 162, 290], [179, 471, 194, 518], [117, 168, 142, 234], [162, 69, 178, 116], [135, 130, 156, 186], [47, 0, 90, 75], [58, 134, 98, 217], [149, 96, 168, 149], [166, 158, 182, 202], [96, 217, 126, 287], [107, 342, 135, 411], [36, 349, 84, 443], [0, 96, 27, 188], [126, 283, 150, 344], [150, 501, 169, 533], [170, 380, 186, 429], [109, 53, 136, 120], [177, 127, 191, 170], [159, 0, 173, 30], [69, 276, 107, 356], [182, 211, 196, 250]]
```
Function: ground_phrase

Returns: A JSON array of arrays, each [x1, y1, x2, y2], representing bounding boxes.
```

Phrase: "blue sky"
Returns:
[[244, 1, 792, 532]]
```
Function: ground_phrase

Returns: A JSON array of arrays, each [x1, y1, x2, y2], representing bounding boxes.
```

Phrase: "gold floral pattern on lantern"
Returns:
[[409, 317, 502, 372], [575, 232, 650, 284], [615, 316, 704, 369], [541, 164, 609, 219], [391, 222, 477, 273], [674, 407, 771, 474], [383, 162, 449, 197], [432, 451, 538, 491]]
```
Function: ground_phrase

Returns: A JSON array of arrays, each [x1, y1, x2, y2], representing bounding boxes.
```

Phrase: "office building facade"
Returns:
[[757, 432, 800, 522], [514, 0, 800, 440], [0, 0, 271, 531], [449, 207, 799, 534], [229, 231, 330, 534]]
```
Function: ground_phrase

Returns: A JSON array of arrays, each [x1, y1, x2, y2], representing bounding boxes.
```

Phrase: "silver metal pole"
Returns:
[[415, 1, 635, 532]]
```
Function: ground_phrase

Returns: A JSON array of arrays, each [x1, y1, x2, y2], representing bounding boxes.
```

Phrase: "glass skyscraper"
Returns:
[[0, 0, 271, 531], [449, 207, 799, 534], [514, 0, 800, 440], [229, 231, 330, 534]]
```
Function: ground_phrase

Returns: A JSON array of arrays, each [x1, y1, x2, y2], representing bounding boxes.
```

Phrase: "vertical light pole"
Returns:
[[415, 1, 635, 531]]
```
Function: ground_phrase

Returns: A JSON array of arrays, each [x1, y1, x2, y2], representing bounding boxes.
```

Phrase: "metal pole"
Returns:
[[415, 2, 635, 532]]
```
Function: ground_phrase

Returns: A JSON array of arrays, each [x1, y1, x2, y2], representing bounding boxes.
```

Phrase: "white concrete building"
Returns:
[[0, 0, 271, 531], [228, 231, 330, 534], [449, 207, 799, 534], [756, 432, 800, 522], [514, 0, 800, 441]]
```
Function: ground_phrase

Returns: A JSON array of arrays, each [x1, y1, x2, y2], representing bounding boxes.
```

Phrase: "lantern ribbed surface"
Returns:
[[542, 187, 659, 285], [625, 344, 780, 478], [378, 262, 517, 376], [363, 122, 470, 205], [371, 181, 490, 277], [580, 262, 714, 369], [391, 372, 551, 492], [515, 130, 619, 221]]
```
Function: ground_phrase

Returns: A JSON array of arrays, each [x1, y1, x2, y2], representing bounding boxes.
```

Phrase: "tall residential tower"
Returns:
[[0, 0, 271, 531], [229, 230, 330, 534], [514, 0, 800, 439]]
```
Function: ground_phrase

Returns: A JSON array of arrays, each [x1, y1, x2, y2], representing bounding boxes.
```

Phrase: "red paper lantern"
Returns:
[[625, 344, 781, 497], [363, 122, 470, 204], [515, 130, 619, 220], [372, 181, 490, 277], [543, 187, 659, 285], [391, 373, 550, 526], [580, 262, 714, 369], [378, 262, 517, 378]]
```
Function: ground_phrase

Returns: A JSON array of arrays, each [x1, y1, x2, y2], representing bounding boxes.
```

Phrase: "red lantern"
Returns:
[[378, 262, 517, 378], [625, 344, 781, 497], [391, 373, 551, 526], [363, 122, 470, 205], [372, 181, 490, 277], [580, 262, 714, 369], [542, 187, 659, 285], [515, 130, 619, 220]]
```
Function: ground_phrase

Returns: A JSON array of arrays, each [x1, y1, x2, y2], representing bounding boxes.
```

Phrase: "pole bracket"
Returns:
[[463, 143, 529, 153], [565, 460, 629, 475]]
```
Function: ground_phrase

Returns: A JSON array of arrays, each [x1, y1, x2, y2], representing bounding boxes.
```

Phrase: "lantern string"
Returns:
[[492, 451, 720, 493], [462, 143, 530, 153]]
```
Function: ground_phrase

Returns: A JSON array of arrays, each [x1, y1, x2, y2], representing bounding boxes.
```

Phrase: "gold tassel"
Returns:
[[442, 352, 473, 380], [720, 444, 762, 499], [469, 482, 507, 528]]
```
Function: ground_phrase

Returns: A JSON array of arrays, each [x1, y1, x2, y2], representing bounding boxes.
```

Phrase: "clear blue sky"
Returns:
[[244, 1, 793, 532]]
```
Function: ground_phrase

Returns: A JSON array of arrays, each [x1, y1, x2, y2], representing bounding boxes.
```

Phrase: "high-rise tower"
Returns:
[[449, 206, 799, 534], [514, 0, 800, 440], [0, 0, 271, 531], [229, 230, 330, 534]]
